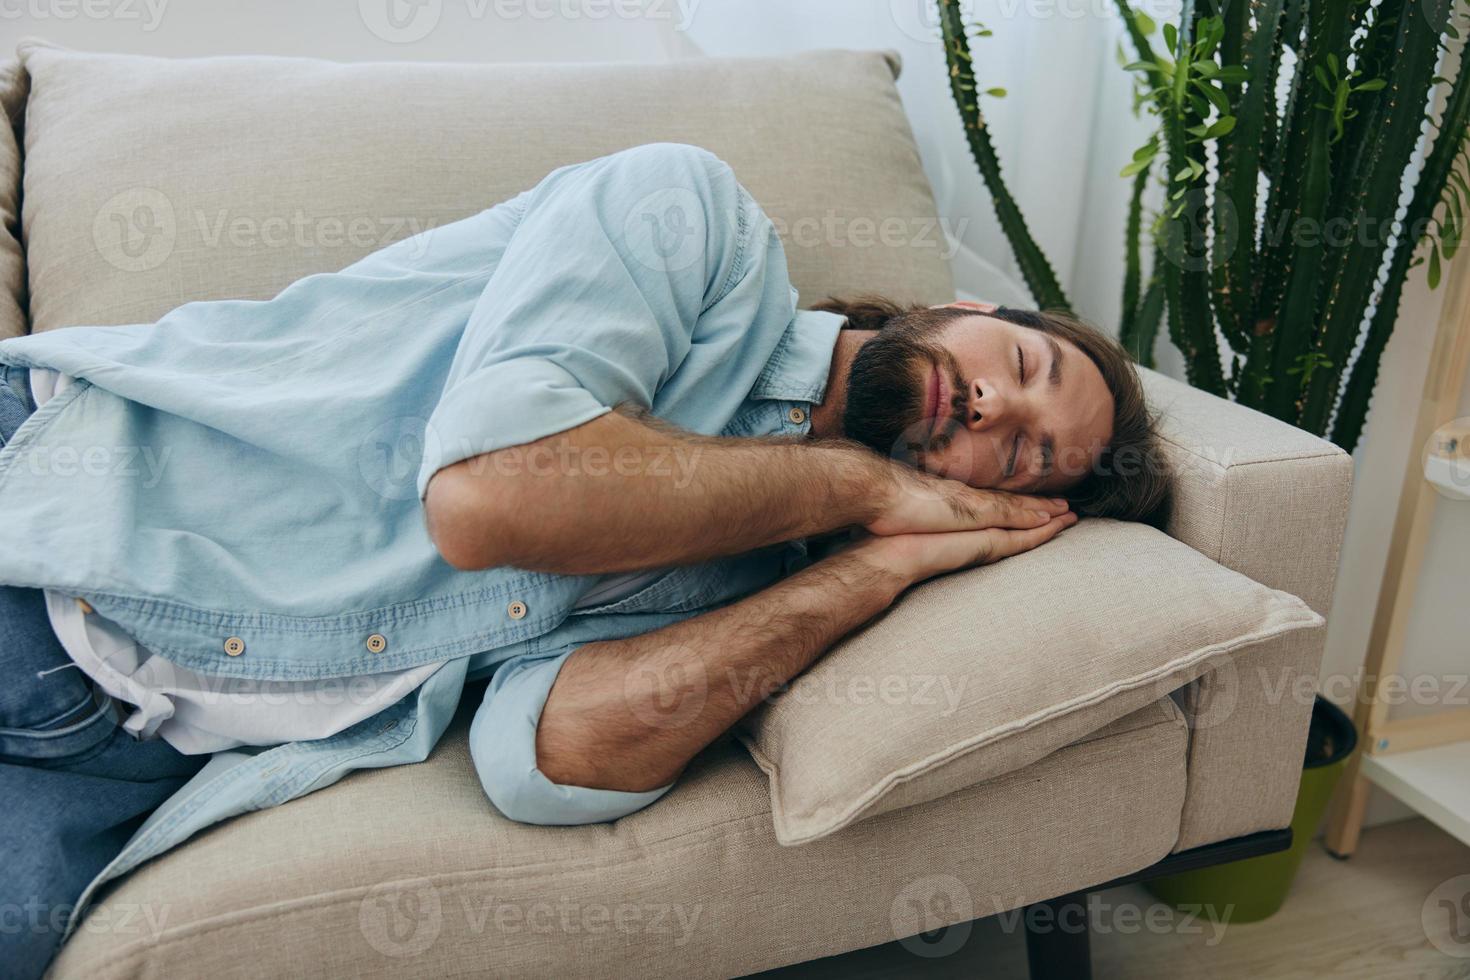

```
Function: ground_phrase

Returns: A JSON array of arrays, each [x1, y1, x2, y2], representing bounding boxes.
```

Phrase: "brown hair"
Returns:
[[813, 296, 1172, 527]]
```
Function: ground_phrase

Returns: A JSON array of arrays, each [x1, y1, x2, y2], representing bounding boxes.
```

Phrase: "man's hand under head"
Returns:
[[423, 407, 1072, 576], [864, 465, 1072, 539], [851, 509, 1078, 585]]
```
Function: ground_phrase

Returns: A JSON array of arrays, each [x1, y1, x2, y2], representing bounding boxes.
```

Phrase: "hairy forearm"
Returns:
[[535, 542, 907, 792], [424, 408, 893, 574]]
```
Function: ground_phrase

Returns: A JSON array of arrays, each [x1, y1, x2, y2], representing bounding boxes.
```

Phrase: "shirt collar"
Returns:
[[749, 306, 846, 405]]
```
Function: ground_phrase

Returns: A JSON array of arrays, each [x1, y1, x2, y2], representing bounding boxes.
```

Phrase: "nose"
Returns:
[[964, 376, 1009, 432]]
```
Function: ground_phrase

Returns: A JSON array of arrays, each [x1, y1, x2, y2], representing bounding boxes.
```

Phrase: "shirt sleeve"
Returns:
[[415, 143, 772, 500], [469, 647, 674, 825]]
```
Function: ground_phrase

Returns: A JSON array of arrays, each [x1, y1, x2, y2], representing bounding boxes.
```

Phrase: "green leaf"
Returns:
[[1215, 65, 1251, 84], [1429, 244, 1443, 288], [1193, 60, 1220, 77], [1451, 168, 1470, 201], [1204, 115, 1237, 138], [985, 87, 1008, 97], [1163, 22, 1178, 53], [1197, 80, 1231, 114], [1120, 157, 1153, 177], [1445, 193, 1463, 258], [1135, 11, 1156, 34], [1355, 78, 1388, 92]]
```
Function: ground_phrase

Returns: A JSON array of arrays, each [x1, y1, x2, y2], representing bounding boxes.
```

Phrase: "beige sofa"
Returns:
[[0, 41, 1353, 979]]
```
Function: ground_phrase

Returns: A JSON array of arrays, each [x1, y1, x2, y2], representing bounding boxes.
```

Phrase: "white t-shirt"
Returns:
[[31, 368, 658, 754]]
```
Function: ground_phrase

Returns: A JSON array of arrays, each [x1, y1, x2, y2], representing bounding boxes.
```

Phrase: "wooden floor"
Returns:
[[756, 819, 1470, 979]]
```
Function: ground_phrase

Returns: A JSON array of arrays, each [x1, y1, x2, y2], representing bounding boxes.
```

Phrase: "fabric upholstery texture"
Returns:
[[50, 697, 1188, 980], [1139, 369, 1354, 849], [0, 57, 25, 339], [14, 40, 952, 335], [737, 518, 1324, 845]]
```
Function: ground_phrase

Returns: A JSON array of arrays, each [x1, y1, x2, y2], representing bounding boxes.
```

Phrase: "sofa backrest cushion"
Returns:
[[0, 57, 25, 339], [15, 40, 953, 333]]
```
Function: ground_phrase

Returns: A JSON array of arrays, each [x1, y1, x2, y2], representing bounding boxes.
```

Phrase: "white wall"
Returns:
[[0, 0, 699, 62], [3, 0, 1463, 828]]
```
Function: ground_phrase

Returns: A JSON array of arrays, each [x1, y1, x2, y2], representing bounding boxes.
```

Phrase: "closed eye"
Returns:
[[1016, 344, 1025, 384]]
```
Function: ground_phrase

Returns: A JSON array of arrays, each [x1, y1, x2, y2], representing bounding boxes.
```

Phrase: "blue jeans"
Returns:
[[0, 363, 207, 979]]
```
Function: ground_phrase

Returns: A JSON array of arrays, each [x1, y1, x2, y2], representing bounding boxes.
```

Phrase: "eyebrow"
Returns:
[[1028, 337, 1063, 481]]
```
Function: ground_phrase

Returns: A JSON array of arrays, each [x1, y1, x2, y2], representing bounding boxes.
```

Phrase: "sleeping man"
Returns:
[[0, 143, 1167, 977]]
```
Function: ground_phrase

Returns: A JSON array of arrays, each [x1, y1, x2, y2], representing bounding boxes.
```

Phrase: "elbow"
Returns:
[[423, 462, 517, 571], [472, 712, 672, 827]]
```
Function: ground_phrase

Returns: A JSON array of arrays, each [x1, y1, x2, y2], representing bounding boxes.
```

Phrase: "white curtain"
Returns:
[[680, 0, 1159, 336]]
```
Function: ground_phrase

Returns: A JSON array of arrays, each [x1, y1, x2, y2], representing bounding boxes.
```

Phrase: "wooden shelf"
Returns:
[[1361, 743, 1470, 847], [1323, 238, 1470, 857]]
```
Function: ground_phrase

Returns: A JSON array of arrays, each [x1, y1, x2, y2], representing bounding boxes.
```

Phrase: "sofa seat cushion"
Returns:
[[737, 518, 1323, 845], [51, 695, 1187, 980], [14, 41, 952, 335]]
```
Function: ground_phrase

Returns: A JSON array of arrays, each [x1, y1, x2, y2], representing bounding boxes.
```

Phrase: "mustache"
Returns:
[[923, 353, 968, 452], [842, 330, 965, 460]]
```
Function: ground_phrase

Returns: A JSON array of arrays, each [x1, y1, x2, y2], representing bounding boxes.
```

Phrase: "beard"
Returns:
[[841, 322, 954, 464]]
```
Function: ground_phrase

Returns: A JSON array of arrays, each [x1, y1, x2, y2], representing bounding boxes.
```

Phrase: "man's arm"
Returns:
[[532, 509, 1079, 793], [423, 408, 1071, 573]]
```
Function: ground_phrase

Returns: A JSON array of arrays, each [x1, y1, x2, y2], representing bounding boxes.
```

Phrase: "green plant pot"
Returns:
[[1143, 696, 1357, 923]]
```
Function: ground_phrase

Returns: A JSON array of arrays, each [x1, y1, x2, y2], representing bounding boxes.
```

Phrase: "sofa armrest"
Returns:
[[1139, 368, 1354, 849]]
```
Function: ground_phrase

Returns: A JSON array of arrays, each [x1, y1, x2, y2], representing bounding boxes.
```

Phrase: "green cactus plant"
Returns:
[[935, 0, 1470, 451]]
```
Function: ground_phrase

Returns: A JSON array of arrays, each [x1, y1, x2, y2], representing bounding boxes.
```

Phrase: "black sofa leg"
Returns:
[[1024, 891, 1092, 980]]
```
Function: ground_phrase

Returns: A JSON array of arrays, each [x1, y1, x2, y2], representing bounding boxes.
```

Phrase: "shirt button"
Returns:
[[224, 636, 246, 657], [507, 600, 527, 620], [366, 633, 388, 654], [787, 406, 807, 425]]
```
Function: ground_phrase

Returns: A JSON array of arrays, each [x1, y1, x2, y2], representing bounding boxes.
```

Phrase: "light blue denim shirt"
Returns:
[[0, 144, 846, 915]]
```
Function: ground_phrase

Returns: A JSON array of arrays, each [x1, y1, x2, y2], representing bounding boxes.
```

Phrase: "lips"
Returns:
[[927, 360, 947, 441]]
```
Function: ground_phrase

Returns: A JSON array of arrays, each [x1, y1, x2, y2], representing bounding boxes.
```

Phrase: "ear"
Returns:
[[930, 300, 998, 313]]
